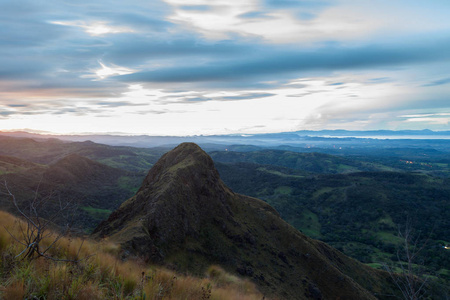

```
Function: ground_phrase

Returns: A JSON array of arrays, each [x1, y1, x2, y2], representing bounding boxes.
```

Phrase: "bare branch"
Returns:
[[2, 180, 85, 263], [3, 181, 39, 229], [3, 225, 27, 246], [384, 219, 431, 300], [15, 242, 36, 259]]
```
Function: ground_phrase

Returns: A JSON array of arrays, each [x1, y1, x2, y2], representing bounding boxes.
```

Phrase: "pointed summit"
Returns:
[[94, 143, 395, 299], [138, 142, 228, 195], [94, 142, 237, 256]]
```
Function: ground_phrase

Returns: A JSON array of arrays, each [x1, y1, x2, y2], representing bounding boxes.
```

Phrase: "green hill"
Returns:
[[0, 136, 162, 172], [94, 143, 400, 299], [0, 155, 41, 175], [0, 154, 141, 231]]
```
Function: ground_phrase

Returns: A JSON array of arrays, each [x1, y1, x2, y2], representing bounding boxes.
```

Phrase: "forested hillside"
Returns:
[[216, 161, 450, 284]]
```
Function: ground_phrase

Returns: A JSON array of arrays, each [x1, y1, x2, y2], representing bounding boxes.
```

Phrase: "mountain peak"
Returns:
[[153, 142, 212, 169], [145, 142, 213, 173], [172, 142, 203, 151], [94, 143, 394, 299], [95, 143, 235, 254], [137, 142, 228, 197]]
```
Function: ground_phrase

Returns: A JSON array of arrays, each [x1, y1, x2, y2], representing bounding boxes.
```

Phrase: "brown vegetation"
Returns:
[[0, 210, 263, 299]]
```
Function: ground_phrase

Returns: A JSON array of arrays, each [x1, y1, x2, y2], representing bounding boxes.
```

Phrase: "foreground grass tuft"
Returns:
[[0, 211, 264, 300]]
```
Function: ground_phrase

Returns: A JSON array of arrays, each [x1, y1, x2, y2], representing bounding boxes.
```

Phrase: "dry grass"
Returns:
[[2, 280, 25, 300], [207, 265, 262, 299], [0, 210, 265, 300]]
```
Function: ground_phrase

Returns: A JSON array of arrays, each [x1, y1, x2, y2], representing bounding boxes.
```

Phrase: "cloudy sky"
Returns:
[[1, 0, 449, 135]]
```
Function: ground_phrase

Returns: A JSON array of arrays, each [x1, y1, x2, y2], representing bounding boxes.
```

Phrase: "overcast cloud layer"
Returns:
[[1, 0, 449, 135]]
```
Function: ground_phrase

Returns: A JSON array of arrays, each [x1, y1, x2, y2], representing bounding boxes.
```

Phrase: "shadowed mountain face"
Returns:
[[0, 154, 139, 230], [94, 143, 396, 299]]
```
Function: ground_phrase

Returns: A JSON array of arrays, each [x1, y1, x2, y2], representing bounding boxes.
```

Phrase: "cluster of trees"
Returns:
[[215, 162, 450, 279]]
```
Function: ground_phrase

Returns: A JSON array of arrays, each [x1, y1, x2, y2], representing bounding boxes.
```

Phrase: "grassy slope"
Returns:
[[0, 210, 263, 300]]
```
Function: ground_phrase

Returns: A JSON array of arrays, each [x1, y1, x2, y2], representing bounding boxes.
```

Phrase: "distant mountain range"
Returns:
[[1, 129, 449, 148]]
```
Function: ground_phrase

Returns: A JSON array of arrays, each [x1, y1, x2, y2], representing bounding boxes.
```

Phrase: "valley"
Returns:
[[0, 133, 449, 299]]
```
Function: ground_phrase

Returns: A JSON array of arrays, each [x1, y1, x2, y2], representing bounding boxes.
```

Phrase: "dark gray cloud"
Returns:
[[7, 104, 28, 108], [233, 0, 335, 29], [0, 1, 70, 48], [219, 93, 276, 101], [133, 109, 186, 115], [367, 77, 393, 84], [238, 11, 275, 19], [236, 1, 329, 24], [116, 39, 450, 87], [287, 90, 328, 97], [0, 0, 173, 98], [261, 0, 331, 21], [95, 101, 148, 107], [170, 92, 276, 103], [181, 96, 212, 102], [4, 0, 446, 97], [0, 111, 16, 117], [423, 77, 450, 87], [263, 0, 331, 9], [1, 0, 271, 98], [104, 35, 254, 66], [179, 5, 212, 11], [50, 106, 105, 116], [90, 11, 173, 32]]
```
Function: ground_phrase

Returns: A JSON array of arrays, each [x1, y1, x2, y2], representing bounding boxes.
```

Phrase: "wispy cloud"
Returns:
[[0, 0, 449, 134], [51, 20, 135, 36]]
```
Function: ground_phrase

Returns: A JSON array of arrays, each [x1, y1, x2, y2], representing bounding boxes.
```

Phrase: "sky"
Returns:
[[1, 0, 449, 136]]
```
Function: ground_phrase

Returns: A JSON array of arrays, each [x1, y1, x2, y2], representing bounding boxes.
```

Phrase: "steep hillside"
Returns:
[[0, 154, 141, 230], [94, 143, 397, 299]]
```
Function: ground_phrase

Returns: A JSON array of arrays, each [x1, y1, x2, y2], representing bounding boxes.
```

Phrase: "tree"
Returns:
[[383, 220, 430, 300], [2, 181, 82, 261]]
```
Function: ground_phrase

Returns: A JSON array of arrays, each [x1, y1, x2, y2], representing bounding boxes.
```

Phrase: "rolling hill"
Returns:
[[0, 154, 141, 230], [0, 136, 163, 172]]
